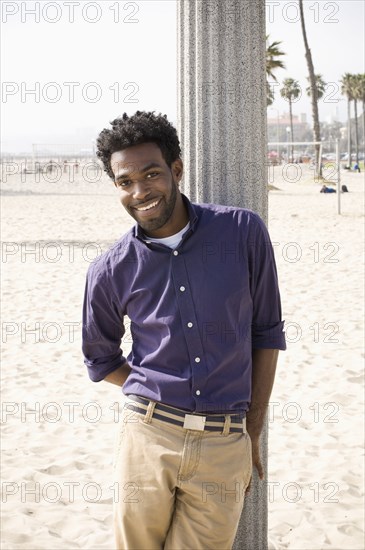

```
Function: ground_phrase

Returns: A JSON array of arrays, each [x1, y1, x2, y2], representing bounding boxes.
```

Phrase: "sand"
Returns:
[[1, 162, 364, 549]]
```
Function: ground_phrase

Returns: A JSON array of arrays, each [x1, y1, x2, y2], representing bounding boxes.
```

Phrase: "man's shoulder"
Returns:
[[194, 200, 264, 227], [86, 226, 138, 280]]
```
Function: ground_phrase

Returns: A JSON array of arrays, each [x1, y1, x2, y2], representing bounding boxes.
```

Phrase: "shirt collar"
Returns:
[[134, 193, 199, 242]]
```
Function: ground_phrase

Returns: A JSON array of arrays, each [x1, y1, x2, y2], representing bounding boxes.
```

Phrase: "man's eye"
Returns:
[[146, 172, 159, 179], [117, 180, 130, 187]]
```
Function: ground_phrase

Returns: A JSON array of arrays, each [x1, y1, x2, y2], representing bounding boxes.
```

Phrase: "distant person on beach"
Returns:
[[320, 184, 336, 193], [353, 162, 361, 173], [82, 111, 286, 550]]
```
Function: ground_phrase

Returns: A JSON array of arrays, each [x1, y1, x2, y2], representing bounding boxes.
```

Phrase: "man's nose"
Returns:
[[132, 179, 151, 200]]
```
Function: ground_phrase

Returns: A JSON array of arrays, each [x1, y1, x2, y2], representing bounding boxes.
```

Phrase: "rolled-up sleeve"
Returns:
[[248, 213, 286, 350], [82, 261, 126, 382]]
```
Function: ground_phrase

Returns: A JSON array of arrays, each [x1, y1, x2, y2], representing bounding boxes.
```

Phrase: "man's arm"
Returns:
[[82, 263, 129, 383], [104, 362, 131, 386], [246, 348, 279, 483]]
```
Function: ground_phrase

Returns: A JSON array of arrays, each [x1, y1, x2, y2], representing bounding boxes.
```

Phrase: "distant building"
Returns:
[[267, 112, 311, 143]]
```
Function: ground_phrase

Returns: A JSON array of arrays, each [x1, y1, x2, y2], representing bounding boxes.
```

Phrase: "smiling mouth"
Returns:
[[134, 199, 161, 212]]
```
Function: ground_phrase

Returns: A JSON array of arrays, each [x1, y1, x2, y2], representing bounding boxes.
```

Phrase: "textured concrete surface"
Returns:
[[177, 1, 269, 548], [177, 0, 268, 221]]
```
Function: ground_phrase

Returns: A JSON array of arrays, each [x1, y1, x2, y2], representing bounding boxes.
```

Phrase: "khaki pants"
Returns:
[[113, 399, 252, 550]]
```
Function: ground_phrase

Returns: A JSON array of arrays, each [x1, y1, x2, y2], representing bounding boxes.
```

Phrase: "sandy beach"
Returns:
[[1, 162, 364, 549]]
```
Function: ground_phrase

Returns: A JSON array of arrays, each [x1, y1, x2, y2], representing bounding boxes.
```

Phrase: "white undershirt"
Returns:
[[144, 222, 190, 249]]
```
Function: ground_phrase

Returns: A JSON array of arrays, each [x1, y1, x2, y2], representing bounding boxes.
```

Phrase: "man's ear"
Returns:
[[171, 158, 183, 184]]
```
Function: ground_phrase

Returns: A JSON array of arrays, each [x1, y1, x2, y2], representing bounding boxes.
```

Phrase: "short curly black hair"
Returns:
[[96, 111, 181, 181]]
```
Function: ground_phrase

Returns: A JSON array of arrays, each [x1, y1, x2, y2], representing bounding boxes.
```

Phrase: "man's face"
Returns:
[[111, 142, 186, 238]]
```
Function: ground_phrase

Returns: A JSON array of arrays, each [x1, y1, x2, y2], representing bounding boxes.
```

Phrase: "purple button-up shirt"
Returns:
[[82, 195, 286, 414]]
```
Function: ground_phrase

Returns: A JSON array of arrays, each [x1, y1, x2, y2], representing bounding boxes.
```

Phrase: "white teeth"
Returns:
[[136, 200, 159, 211]]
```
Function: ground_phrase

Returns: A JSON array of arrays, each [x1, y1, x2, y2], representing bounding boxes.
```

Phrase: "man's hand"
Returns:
[[245, 434, 264, 494], [244, 348, 279, 494]]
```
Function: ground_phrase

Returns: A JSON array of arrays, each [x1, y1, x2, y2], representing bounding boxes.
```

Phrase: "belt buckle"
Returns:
[[183, 414, 206, 431]]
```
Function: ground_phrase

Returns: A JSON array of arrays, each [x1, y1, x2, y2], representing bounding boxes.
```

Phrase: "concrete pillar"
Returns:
[[177, 1, 269, 549], [177, 0, 267, 220]]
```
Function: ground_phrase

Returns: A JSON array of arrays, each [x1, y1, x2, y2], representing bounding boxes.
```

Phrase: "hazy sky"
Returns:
[[266, 0, 365, 125], [1, 0, 364, 152]]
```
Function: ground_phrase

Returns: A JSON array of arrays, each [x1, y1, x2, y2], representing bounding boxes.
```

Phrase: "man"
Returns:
[[82, 111, 286, 550]]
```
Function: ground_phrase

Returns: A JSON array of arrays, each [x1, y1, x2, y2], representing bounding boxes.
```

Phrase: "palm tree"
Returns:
[[351, 74, 362, 166], [266, 35, 285, 106], [306, 74, 327, 100], [359, 73, 365, 154], [280, 78, 301, 163], [341, 73, 354, 169], [266, 82, 275, 106], [298, 0, 322, 177], [266, 36, 286, 80]]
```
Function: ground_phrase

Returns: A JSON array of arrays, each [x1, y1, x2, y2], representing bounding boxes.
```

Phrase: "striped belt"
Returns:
[[125, 395, 246, 433]]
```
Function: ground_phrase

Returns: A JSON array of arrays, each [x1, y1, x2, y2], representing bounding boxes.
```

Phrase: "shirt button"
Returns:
[[180, 286, 186, 292], [196, 390, 201, 396], [194, 357, 200, 363], [173, 250, 179, 256], [187, 322, 193, 328]]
